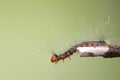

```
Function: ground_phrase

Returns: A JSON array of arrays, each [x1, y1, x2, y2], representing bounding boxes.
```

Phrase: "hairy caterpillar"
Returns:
[[51, 40, 110, 63]]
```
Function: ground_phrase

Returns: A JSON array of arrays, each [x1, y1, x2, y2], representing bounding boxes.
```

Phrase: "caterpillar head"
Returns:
[[51, 54, 59, 63]]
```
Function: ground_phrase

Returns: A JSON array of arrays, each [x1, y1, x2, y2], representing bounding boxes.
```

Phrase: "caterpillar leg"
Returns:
[[88, 44, 92, 47], [62, 59, 64, 63], [55, 61, 58, 64], [93, 44, 96, 48], [105, 42, 110, 47], [68, 56, 71, 60]]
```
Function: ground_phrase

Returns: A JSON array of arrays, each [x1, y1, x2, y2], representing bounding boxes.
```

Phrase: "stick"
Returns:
[[103, 44, 120, 58], [77, 44, 120, 58]]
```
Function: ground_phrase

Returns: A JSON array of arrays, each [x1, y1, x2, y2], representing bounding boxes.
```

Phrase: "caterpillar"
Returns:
[[50, 40, 110, 63]]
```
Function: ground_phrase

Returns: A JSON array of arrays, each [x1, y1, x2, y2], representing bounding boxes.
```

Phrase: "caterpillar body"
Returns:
[[51, 40, 110, 63]]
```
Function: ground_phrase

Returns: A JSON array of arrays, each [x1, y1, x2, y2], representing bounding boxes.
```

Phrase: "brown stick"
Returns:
[[103, 44, 120, 58]]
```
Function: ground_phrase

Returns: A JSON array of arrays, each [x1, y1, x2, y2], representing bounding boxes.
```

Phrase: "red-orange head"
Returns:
[[51, 54, 59, 63]]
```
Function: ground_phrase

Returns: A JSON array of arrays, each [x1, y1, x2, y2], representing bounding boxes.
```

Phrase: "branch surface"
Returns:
[[77, 44, 120, 58], [103, 44, 120, 58]]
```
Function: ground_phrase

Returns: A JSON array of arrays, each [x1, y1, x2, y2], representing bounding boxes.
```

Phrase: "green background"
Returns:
[[0, 0, 120, 80]]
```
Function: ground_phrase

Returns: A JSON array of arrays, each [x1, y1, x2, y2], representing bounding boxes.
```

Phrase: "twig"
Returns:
[[103, 44, 120, 58], [77, 44, 120, 58]]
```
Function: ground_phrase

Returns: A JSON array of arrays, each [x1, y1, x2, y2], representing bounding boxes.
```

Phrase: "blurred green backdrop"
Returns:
[[0, 0, 120, 80]]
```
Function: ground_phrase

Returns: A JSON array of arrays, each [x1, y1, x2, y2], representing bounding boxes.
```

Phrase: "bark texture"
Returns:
[[103, 44, 120, 58]]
